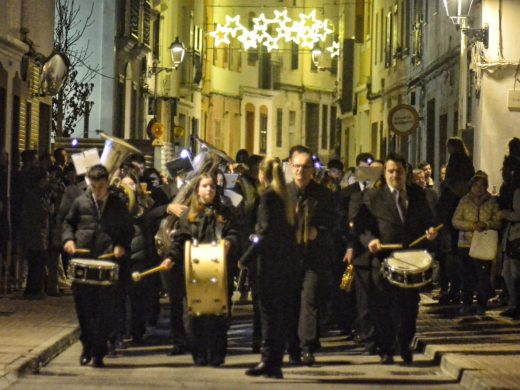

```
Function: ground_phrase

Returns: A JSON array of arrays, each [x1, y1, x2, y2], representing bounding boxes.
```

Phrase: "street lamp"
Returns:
[[311, 42, 323, 68], [148, 36, 186, 120], [443, 0, 488, 135]]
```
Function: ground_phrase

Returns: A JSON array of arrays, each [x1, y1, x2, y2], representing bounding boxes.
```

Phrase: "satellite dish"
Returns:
[[39, 52, 71, 96]]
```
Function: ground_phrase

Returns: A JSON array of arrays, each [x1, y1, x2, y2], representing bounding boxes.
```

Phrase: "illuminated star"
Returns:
[[252, 13, 272, 42], [315, 19, 333, 42], [326, 41, 340, 58], [300, 34, 318, 49], [263, 35, 280, 52], [209, 23, 230, 46], [224, 15, 244, 38], [238, 30, 258, 50], [298, 10, 320, 32]]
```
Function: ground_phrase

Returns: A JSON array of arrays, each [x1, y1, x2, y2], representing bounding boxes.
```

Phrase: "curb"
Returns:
[[0, 325, 80, 389]]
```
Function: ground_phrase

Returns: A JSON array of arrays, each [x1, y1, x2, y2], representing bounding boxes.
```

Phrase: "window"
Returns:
[[152, 13, 160, 59], [260, 106, 268, 154], [25, 102, 32, 149], [291, 42, 299, 70], [276, 108, 283, 147], [375, 12, 379, 65], [355, 0, 365, 43], [321, 105, 328, 149], [247, 12, 258, 65]]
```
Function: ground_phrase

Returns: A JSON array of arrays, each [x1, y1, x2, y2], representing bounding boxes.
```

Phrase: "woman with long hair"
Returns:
[[161, 173, 240, 367], [244, 157, 297, 379]]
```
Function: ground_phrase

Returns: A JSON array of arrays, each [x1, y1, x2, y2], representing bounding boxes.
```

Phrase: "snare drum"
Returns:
[[184, 240, 228, 316], [68, 258, 119, 286], [382, 250, 433, 288]]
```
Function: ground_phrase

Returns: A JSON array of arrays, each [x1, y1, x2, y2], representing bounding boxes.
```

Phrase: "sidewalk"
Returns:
[[0, 291, 79, 390], [416, 294, 520, 390]]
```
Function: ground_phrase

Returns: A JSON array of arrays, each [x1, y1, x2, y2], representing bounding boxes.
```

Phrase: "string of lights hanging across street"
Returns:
[[209, 9, 340, 56]]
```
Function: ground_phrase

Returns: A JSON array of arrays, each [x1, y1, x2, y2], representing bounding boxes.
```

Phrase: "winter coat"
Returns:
[[20, 188, 51, 252], [452, 192, 501, 248], [62, 189, 133, 258]]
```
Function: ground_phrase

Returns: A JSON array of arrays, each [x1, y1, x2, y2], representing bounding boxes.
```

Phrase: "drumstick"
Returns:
[[74, 248, 90, 254], [132, 265, 167, 282], [98, 252, 115, 260], [408, 224, 444, 248], [380, 244, 403, 250]]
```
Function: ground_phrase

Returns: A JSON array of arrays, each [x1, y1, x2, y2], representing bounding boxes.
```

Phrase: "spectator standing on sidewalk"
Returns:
[[452, 173, 501, 315], [20, 166, 51, 299]]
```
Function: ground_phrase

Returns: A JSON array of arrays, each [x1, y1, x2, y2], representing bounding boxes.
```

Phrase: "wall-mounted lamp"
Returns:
[[443, 0, 488, 47], [311, 43, 323, 68]]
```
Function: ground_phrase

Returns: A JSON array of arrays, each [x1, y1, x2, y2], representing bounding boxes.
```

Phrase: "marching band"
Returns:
[[62, 134, 439, 376]]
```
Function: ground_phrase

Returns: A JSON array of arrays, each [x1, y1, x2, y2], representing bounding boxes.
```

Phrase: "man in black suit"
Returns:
[[287, 145, 336, 366], [354, 153, 438, 364]]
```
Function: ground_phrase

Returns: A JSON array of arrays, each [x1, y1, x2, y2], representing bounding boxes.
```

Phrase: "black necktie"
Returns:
[[393, 189, 406, 222]]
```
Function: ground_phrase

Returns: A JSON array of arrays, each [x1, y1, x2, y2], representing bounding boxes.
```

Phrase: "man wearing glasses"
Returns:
[[286, 145, 335, 366]]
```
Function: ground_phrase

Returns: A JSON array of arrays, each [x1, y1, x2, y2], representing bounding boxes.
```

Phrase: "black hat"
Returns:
[[165, 157, 193, 178]]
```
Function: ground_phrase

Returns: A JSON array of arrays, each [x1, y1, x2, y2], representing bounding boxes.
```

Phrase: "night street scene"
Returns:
[[1, 0, 520, 389]]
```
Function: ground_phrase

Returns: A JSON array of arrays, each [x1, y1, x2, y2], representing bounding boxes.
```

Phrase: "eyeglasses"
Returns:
[[292, 164, 313, 170]]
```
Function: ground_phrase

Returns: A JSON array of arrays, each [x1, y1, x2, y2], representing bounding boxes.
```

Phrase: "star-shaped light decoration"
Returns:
[[272, 9, 292, 41], [326, 41, 340, 58], [263, 35, 280, 52], [224, 15, 244, 38], [300, 33, 318, 49], [238, 30, 258, 50], [209, 23, 230, 46], [315, 19, 333, 42], [252, 13, 272, 43], [298, 10, 321, 32]]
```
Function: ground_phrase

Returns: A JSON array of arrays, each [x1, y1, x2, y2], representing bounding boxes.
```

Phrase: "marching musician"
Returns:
[[161, 173, 240, 367], [243, 157, 297, 379], [287, 145, 336, 366], [62, 164, 133, 368], [353, 153, 437, 364]]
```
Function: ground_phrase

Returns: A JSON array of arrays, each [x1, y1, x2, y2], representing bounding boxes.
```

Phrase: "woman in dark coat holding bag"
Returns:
[[161, 173, 240, 367], [243, 157, 297, 379]]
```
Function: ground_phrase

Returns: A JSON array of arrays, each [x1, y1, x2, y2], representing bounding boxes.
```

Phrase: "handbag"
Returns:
[[506, 222, 520, 259], [469, 229, 498, 261]]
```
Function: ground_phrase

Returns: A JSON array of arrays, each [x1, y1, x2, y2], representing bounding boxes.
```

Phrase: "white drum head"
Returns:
[[70, 258, 117, 268], [386, 250, 432, 272]]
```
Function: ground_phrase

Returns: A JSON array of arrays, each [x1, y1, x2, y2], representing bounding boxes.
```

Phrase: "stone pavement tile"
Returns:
[[0, 294, 79, 389], [441, 354, 520, 390]]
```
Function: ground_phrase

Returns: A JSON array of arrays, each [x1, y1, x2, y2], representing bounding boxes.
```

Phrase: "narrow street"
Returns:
[[7, 297, 463, 390]]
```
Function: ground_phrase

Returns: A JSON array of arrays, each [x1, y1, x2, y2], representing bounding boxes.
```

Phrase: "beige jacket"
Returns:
[[452, 193, 501, 248]]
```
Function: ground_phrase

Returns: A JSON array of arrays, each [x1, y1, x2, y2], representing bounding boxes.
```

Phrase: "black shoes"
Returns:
[[245, 362, 283, 379], [92, 357, 105, 368], [79, 351, 91, 366], [288, 354, 302, 366], [400, 349, 413, 364], [380, 353, 394, 365], [301, 351, 315, 366]]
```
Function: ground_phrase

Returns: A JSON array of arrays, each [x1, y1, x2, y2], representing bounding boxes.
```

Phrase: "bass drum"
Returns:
[[184, 240, 228, 316]]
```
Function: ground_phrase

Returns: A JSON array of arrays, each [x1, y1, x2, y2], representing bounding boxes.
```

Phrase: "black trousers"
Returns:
[[297, 268, 328, 353], [25, 249, 47, 296], [459, 248, 493, 307], [186, 315, 228, 365], [354, 264, 379, 351], [167, 267, 187, 347], [257, 276, 292, 368], [73, 283, 117, 359]]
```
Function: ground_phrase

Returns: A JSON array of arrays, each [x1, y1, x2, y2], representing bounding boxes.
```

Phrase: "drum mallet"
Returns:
[[409, 224, 444, 248], [74, 248, 91, 254], [98, 252, 115, 260], [380, 244, 403, 250], [132, 265, 168, 282]]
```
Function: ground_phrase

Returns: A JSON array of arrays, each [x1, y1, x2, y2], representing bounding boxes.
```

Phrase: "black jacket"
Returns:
[[355, 184, 435, 262], [288, 180, 336, 269], [165, 204, 241, 270], [62, 189, 133, 258]]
